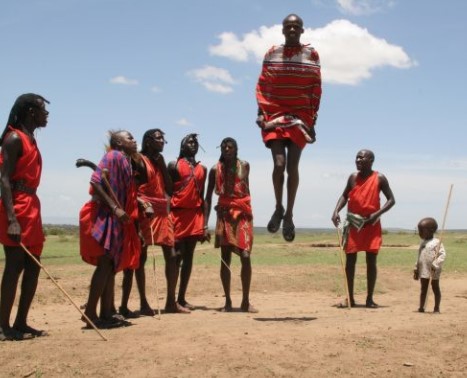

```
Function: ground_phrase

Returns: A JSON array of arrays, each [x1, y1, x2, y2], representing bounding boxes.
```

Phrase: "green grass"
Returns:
[[1, 230, 465, 273]]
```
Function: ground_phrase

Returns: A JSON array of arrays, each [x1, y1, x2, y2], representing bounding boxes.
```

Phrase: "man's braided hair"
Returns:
[[0, 93, 49, 146]]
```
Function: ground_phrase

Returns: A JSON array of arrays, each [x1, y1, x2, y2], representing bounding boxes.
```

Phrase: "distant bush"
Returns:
[[43, 224, 79, 237]]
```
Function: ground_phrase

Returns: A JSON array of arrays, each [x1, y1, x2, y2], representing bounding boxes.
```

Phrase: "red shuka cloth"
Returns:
[[345, 171, 382, 254], [170, 158, 205, 241], [138, 155, 174, 246], [214, 161, 253, 253], [79, 150, 140, 272], [256, 44, 322, 149], [0, 127, 44, 255]]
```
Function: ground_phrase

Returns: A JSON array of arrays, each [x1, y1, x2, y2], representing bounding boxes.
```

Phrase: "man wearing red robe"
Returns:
[[256, 13, 322, 242], [0, 94, 50, 340], [204, 137, 256, 313], [169, 134, 208, 310], [332, 149, 395, 308]]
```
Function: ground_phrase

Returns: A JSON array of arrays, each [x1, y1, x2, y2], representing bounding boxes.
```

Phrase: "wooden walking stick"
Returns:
[[19, 243, 107, 341], [150, 222, 162, 319], [101, 168, 123, 209], [336, 227, 352, 309], [423, 184, 453, 310]]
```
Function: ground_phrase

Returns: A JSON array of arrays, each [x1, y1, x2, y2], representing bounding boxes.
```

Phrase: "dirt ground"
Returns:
[[1, 257, 466, 378]]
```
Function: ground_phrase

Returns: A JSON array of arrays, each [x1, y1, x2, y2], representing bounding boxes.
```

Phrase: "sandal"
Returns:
[[282, 218, 295, 242], [1, 327, 34, 341], [241, 303, 259, 313], [365, 299, 379, 309], [165, 303, 191, 314], [267, 207, 284, 233], [95, 316, 131, 329], [177, 301, 195, 311], [139, 307, 157, 317], [13, 325, 49, 338], [119, 306, 140, 319], [337, 298, 355, 308]]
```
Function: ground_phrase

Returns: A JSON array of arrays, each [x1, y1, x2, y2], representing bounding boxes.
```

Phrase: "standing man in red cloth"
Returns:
[[331, 149, 395, 308], [204, 137, 256, 313], [168, 134, 208, 310], [256, 14, 322, 242], [120, 129, 190, 315], [0, 93, 50, 340]]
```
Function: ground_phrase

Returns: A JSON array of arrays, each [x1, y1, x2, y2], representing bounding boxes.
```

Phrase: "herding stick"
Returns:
[[150, 222, 162, 319], [19, 243, 107, 341], [336, 227, 352, 309], [423, 184, 453, 311]]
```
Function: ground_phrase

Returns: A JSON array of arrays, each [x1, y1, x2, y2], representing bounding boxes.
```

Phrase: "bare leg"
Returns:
[[135, 246, 153, 313], [84, 255, 114, 322], [419, 278, 429, 312], [220, 247, 232, 311], [366, 252, 378, 308], [120, 269, 134, 313], [284, 142, 302, 222], [269, 140, 287, 211], [176, 239, 196, 308], [345, 253, 357, 306], [100, 271, 115, 319], [163, 246, 187, 313], [13, 250, 41, 332], [1, 247, 24, 331], [266, 141, 287, 234], [431, 279, 441, 312], [240, 251, 257, 312]]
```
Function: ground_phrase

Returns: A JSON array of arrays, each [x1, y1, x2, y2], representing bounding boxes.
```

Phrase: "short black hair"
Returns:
[[282, 13, 303, 27], [418, 217, 438, 232]]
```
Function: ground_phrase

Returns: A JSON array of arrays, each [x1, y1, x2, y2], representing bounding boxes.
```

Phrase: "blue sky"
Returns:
[[1, 0, 466, 230]]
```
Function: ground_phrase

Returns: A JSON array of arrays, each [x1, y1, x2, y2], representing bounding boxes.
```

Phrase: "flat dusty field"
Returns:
[[1, 232, 466, 377]]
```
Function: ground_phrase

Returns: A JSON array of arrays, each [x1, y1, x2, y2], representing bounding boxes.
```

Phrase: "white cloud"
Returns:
[[109, 75, 139, 85], [187, 65, 236, 94], [337, 0, 395, 16], [209, 25, 282, 63], [313, 19, 416, 85], [176, 118, 191, 126], [209, 19, 416, 85], [150, 85, 161, 93]]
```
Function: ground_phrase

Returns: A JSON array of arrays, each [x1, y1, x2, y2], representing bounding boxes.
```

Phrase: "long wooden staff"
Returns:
[[101, 168, 123, 209], [336, 227, 352, 309], [150, 222, 162, 319], [423, 184, 453, 310], [19, 243, 107, 341]]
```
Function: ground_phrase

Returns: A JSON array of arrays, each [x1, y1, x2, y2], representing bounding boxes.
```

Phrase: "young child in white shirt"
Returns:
[[414, 217, 446, 313]]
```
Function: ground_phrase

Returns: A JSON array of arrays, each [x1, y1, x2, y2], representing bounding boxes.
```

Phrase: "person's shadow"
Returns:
[[253, 316, 317, 322]]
